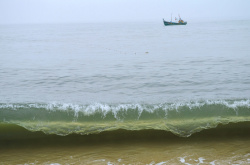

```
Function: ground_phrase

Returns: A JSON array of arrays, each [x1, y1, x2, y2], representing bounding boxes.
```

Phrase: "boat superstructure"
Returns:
[[163, 14, 187, 26]]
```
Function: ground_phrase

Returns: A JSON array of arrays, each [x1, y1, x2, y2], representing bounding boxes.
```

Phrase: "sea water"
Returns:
[[0, 20, 250, 164]]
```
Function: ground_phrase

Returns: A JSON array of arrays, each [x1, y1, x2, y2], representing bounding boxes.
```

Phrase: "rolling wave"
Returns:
[[0, 99, 250, 137]]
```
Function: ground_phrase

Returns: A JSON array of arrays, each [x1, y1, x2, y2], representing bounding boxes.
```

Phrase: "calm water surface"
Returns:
[[1, 20, 250, 103]]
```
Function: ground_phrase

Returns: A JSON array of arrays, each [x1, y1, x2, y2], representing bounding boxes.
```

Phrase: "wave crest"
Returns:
[[0, 99, 250, 137]]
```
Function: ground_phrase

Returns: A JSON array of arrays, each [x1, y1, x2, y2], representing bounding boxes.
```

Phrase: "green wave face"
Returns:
[[0, 99, 250, 137]]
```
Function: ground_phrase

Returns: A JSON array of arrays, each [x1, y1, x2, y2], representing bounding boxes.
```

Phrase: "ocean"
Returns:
[[0, 20, 250, 164]]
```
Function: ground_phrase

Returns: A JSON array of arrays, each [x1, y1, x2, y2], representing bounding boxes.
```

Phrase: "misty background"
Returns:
[[0, 0, 250, 24]]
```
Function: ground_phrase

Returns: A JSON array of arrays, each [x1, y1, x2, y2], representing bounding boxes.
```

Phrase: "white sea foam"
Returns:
[[0, 99, 250, 119], [198, 157, 205, 164], [210, 160, 216, 165], [179, 157, 192, 165], [179, 157, 185, 163], [155, 161, 167, 165]]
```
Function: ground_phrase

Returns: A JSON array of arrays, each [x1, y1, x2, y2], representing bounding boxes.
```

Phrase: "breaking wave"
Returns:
[[0, 99, 250, 137]]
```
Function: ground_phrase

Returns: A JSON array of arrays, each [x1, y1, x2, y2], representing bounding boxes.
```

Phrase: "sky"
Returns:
[[0, 0, 250, 24]]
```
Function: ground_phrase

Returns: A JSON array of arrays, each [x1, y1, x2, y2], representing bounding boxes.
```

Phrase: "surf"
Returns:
[[1, 99, 249, 137]]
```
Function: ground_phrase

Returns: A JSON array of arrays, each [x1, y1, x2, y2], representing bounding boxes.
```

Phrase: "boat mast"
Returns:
[[171, 13, 172, 22]]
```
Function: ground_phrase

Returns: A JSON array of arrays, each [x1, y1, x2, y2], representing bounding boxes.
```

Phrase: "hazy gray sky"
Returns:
[[0, 0, 250, 24]]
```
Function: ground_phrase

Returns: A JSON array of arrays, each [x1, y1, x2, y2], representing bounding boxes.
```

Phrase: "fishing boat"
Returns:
[[163, 14, 187, 26]]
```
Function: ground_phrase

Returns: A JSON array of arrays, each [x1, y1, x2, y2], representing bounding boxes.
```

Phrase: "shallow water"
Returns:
[[1, 123, 250, 164], [2, 141, 250, 165]]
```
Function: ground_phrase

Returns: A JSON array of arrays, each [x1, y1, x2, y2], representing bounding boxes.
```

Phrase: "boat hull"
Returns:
[[163, 20, 187, 26]]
